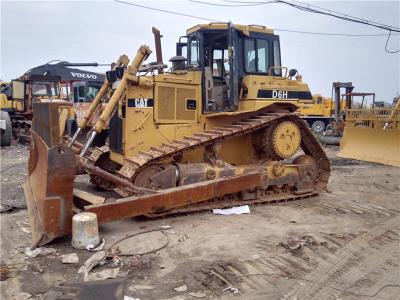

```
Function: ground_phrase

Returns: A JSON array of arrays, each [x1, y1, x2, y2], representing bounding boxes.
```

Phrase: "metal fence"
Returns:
[[345, 107, 400, 130]]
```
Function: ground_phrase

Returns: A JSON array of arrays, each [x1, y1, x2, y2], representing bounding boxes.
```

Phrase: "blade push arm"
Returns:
[[69, 55, 129, 147], [80, 45, 153, 157], [384, 99, 400, 129]]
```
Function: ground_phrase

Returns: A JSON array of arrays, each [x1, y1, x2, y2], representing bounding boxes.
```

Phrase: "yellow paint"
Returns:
[[186, 23, 274, 35], [0, 93, 24, 111], [117, 67, 313, 167], [338, 107, 400, 167], [298, 94, 345, 117]]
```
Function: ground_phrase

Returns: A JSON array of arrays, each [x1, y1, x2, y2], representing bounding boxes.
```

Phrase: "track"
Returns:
[[85, 112, 330, 210]]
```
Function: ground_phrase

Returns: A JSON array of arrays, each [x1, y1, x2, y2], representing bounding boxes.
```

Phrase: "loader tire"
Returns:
[[0, 111, 12, 147], [311, 120, 325, 133]]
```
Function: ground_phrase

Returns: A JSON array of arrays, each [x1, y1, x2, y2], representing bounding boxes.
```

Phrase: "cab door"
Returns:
[[228, 22, 239, 110]]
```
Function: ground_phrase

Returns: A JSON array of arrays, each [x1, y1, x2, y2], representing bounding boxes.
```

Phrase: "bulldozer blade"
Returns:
[[338, 127, 400, 167], [23, 130, 76, 247]]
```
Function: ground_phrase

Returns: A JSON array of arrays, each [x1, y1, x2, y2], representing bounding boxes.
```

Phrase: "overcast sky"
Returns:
[[1, 0, 399, 102]]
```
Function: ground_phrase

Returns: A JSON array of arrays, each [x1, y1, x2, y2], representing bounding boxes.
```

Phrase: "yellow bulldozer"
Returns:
[[338, 95, 400, 167], [0, 75, 64, 145], [24, 23, 330, 246]]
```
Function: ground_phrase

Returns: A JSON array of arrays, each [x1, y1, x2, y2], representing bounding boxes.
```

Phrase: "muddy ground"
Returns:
[[0, 143, 399, 300]]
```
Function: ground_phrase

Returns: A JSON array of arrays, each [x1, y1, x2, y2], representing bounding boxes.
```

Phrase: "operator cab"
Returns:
[[177, 23, 282, 113], [72, 81, 103, 103], [10, 75, 61, 112]]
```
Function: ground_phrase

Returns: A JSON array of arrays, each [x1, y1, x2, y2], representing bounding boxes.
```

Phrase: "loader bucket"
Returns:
[[338, 127, 400, 167], [23, 130, 76, 247]]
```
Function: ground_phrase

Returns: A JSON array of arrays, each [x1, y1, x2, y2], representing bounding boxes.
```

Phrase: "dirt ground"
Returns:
[[0, 143, 399, 300]]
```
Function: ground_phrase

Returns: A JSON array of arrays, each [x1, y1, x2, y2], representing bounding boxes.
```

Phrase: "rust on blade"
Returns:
[[24, 130, 76, 246], [86, 172, 262, 224]]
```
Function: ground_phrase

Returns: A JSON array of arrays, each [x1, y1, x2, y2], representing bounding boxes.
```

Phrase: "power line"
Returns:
[[189, 0, 275, 7], [280, 0, 399, 32], [193, 0, 400, 32], [113, 0, 400, 37], [113, 0, 219, 22], [276, 0, 400, 33], [385, 30, 400, 53], [274, 28, 399, 37], [224, 0, 396, 30]]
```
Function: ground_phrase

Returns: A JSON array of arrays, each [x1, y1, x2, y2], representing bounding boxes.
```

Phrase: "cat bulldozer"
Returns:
[[24, 23, 330, 246]]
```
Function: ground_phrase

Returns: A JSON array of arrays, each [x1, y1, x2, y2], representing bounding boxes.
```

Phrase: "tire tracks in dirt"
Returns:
[[193, 216, 399, 299], [279, 215, 400, 300]]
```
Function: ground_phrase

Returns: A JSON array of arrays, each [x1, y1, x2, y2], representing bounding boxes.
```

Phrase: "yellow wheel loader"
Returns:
[[298, 93, 346, 134], [24, 23, 330, 246]]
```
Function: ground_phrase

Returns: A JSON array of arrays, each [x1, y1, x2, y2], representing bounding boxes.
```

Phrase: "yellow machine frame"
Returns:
[[25, 24, 331, 246]]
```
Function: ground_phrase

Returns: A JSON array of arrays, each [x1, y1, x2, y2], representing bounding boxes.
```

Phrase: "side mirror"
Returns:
[[106, 70, 118, 83], [288, 69, 298, 78], [116, 66, 126, 79]]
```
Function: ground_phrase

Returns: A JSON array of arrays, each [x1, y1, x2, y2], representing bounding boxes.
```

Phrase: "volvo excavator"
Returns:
[[24, 23, 330, 246]]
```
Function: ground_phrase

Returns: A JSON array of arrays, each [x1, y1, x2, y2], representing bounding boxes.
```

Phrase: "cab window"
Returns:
[[87, 86, 99, 101], [244, 39, 256, 72], [31, 82, 58, 96], [73, 85, 86, 103], [273, 40, 282, 76], [189, 38, 199, 66], [244, 38, 269, 73], [257, 39, 269, 73]]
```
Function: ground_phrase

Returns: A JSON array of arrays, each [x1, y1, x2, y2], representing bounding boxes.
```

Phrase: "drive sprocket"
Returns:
[[253, 120, 301, 160]]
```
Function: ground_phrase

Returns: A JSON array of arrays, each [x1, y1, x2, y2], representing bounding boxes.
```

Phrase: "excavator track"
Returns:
[[86, 113, 330, 204]]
